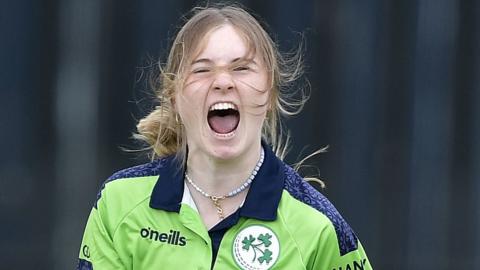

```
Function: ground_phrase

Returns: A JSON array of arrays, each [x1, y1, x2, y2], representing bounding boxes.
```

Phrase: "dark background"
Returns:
[[1, 0, 479, 269]]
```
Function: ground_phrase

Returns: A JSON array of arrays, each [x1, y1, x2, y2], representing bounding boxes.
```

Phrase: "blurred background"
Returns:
[[1, 0, 479, 269]]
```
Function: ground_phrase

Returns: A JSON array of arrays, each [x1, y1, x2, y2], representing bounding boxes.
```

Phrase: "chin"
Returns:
[[207, 137, 244, 161], [210, 139, 263, 165]]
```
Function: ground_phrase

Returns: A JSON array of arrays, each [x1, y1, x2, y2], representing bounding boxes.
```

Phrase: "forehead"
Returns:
[[193, 24, 250, 63]]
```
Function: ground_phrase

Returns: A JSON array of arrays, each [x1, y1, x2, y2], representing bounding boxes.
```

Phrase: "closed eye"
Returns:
[[193, 68, 211, 73], [233, 66, 250, 72]]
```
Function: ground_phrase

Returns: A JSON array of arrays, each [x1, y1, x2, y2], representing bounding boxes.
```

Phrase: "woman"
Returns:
[[77, 4, 372, 270]]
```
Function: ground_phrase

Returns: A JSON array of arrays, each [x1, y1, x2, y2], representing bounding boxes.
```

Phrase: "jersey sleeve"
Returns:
[[76, 187, 126, 270], [310, 223, 373, 270]]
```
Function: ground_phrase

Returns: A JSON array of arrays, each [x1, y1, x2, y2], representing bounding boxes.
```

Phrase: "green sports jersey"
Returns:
[[77, 144, 372, 270]]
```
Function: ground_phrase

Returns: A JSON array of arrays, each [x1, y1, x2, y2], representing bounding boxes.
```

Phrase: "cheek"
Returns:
[[176, 85, 209, 126], [236, 73, 270, 112], [177, 81, 208, 108]]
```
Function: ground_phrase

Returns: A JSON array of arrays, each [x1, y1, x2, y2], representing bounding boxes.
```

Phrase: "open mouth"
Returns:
[[207, 102, 240, 135]]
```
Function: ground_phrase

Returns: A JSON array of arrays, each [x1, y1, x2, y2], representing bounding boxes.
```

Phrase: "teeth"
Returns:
[[209, 102, 236, 111], [215, 130, 236, 138]]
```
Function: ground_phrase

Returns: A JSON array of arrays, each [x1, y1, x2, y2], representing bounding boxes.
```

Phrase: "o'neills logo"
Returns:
[[140, 227, 187, 246]]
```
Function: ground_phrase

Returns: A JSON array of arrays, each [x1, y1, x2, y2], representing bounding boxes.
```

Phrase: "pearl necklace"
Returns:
[[185, 147, 265, 219]]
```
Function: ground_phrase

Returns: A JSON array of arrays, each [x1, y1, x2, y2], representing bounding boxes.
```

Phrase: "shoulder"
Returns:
[[94, 158, 167, 209], [281, 164, 359, 256], [106, 158, 167, 181]]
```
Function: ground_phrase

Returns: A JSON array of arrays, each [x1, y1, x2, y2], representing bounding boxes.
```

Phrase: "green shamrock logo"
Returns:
[[242, 235, 255, 251], [258, 233, 272, 247], [258, 249, 273, 264], [241, 233, 274, 264]]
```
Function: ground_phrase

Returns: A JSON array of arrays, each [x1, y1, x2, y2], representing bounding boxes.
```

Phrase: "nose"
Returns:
[[212, 72, 234, 91]]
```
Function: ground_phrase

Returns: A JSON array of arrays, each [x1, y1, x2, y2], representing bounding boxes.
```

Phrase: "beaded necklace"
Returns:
[[185, 147, 265, 219]]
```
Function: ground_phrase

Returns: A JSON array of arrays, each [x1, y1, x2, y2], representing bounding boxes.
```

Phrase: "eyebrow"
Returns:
[[191, 57, 257, 65], [191, 58, 212, 64]]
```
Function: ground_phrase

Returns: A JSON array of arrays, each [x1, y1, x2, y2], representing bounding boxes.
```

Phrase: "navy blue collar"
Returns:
[[149, 142, 285, 221]]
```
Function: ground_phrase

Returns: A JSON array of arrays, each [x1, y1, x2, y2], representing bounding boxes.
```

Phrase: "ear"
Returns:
[[170, 94, 177, 111]]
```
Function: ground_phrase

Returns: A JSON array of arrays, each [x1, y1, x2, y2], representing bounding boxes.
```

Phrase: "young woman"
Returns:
[[77, 4, 372, 270]]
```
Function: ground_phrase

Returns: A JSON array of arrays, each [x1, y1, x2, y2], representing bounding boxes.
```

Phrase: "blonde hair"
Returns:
[[135, 4, 323, 186]]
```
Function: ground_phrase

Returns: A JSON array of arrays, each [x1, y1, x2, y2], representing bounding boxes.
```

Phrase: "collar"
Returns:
[[149, 141, 285, 221]]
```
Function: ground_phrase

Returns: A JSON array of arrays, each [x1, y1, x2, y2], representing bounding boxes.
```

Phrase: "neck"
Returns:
[[186, 142, 262, 196]]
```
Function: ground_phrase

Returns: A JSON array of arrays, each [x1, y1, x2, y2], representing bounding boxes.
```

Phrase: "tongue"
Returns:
[[208, 114, 239, 134]]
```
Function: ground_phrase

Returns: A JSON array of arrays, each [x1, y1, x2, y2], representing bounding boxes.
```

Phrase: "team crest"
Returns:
[[232, 225, 280, 270]]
